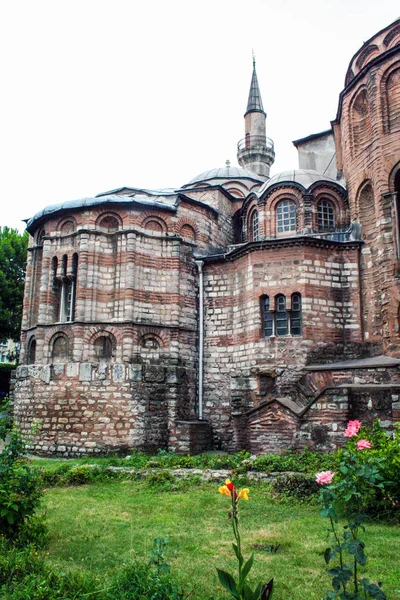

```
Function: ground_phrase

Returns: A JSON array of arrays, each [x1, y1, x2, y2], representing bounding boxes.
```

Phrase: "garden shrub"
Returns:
[[0, 426, 44, 542], [272, 472, 320, 499], [62, 464, 94, 485], [0, 536, 188, 600], [335, 420, 400, 521]]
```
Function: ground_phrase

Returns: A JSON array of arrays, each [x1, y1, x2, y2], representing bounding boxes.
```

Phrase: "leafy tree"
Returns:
[[0, 227, 28, 342]]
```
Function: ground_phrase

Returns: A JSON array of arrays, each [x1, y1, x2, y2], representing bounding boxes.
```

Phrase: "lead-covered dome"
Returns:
[[258, 169, 345, 195], [182, 166, 265, 187]]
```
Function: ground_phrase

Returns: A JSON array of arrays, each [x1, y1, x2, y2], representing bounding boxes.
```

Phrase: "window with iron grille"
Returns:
[[263, 296, 274, 337], [276, 200, 296, 234], [291, 293, 302, 336], [275, 294, 288, 336], [317, 200, 335, 231], [249, 209, 259, 241]]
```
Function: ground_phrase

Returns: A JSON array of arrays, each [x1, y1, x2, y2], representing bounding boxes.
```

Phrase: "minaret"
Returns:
[[237, 57, 275, 178]]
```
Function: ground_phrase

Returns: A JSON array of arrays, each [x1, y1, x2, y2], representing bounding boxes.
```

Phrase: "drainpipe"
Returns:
[[196, 260, 204, 420]]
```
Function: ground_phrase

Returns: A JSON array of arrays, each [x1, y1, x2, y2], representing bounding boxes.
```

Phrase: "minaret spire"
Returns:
[[237, 56, 275, 178], [245, 54, 265, 116]]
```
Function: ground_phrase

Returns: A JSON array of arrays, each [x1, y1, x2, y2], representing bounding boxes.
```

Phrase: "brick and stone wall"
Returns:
[[14, 361, 197, 456], [201, 240, 364, 450]]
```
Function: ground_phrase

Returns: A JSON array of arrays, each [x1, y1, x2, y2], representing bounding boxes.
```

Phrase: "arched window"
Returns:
[[94, 336, 113, 362], [317, 200, 335, 232], [53, 254, 78, 323], [276, 200, 296, 235], [275, 295, 288, 336], [291, 293, 302, 336], [52, 335, 69, 363], [51, 256, 58, 279], [27, 338, 36, 365], [249, 209, 259, 241], [263, 296, 274, 337]]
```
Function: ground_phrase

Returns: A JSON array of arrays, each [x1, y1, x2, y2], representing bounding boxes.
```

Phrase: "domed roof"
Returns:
[[258, 169, 345, 195], [184, 166, 265, 187]]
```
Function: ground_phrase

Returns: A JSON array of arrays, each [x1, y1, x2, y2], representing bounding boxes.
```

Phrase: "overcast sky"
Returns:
[[1, 0, 399, 231]]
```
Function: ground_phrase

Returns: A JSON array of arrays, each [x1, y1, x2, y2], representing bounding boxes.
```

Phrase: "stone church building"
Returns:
[[13, 17, 400, 455]]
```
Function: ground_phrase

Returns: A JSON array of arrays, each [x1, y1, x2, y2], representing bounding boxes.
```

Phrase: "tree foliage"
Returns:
[[0, 227, 28, 342]]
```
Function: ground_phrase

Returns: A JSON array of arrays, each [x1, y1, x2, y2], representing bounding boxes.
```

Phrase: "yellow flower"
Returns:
[[219, 485, 232, 497], [237, 488, 250, 501], [219, 479, 234, 497]]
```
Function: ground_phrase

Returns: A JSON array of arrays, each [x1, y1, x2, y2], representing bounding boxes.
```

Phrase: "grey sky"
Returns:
[[1, 0, 398, 231]]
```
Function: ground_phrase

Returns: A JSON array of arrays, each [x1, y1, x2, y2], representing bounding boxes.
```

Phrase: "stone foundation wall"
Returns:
[[13, 362, 196, 456]]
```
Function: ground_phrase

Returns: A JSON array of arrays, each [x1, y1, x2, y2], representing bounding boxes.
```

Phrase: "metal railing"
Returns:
[[237, 135, 274, 152]]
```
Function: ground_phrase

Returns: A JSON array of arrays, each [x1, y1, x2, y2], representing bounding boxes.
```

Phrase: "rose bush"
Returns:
[[316, 420, 392, 599]]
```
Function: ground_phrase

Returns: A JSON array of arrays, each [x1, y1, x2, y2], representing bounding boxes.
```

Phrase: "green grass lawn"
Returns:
[[41, 480, 400, 599]]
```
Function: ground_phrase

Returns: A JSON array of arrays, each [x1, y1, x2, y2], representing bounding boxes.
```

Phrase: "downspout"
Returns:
[[196, 260, 204, 420]]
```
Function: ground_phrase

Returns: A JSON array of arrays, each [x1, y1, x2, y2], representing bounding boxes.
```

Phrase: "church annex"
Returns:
[[13, 18, 400, 455]]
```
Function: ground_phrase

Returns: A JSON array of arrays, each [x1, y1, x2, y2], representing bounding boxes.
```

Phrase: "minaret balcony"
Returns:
[[237, 134, 274, 154]]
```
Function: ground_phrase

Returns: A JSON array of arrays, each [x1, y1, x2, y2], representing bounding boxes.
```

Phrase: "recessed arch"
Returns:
[[350, 86, 371, 154], [383, 24, 400, 48], [355, 44, 379, 70], [95, 212, 122, 232], [50, 333, 70, 364], [180, 224, 197, 241], [58, 217, 76, 234], [139, 333, 163, 349], [141, 215, 167, 234]]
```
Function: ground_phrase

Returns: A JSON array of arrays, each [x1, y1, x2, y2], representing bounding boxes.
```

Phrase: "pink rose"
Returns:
[[344, 420, 362, 438], [315, 471, 334, 485], [357, 439, 372, 450]]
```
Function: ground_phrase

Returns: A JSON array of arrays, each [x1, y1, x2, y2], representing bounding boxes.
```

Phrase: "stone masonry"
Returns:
[[12, 17, 400, 455]]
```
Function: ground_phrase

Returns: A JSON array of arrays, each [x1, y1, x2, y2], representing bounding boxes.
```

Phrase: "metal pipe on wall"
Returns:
[[196, 260, 204, 420]]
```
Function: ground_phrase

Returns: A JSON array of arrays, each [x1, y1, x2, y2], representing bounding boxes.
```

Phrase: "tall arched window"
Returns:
[[54, 254, 78, 323], [276, 200, 296, 235], [27, 338, 36, 365], [249, 209, 259, 241], [317, 200, 335, 232], [275, 294, 288, 336], [291, 293, 302, 336], [263, 296, 274, 337]]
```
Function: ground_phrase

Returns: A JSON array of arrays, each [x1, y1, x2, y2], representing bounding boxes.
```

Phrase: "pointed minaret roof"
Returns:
[[245, 56, 265, 117]]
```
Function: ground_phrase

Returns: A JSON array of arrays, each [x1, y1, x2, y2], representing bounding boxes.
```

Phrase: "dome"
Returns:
[[183, 166, 265, 187], [258, 169, 345, 195]]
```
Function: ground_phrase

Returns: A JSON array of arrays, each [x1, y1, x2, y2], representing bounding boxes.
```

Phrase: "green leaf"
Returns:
[[239, 553, 254, 585], [217, 569, 239, 598], [232, 542, 244, 567], [324, 547, 332, 564]]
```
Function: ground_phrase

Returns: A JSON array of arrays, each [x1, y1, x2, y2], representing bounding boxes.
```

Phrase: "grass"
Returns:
[[40, 480, 400, 599]]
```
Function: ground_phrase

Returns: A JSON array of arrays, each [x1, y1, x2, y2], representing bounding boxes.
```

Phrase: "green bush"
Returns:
[[0, 537, 188, 600], [0, 427, 44, 542], [336, 420, 400, 521], [272, 472, 320, 500], [251, 448, 336, 474]]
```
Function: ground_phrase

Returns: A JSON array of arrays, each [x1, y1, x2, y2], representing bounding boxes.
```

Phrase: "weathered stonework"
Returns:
[[12, 18, 400, 455]]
